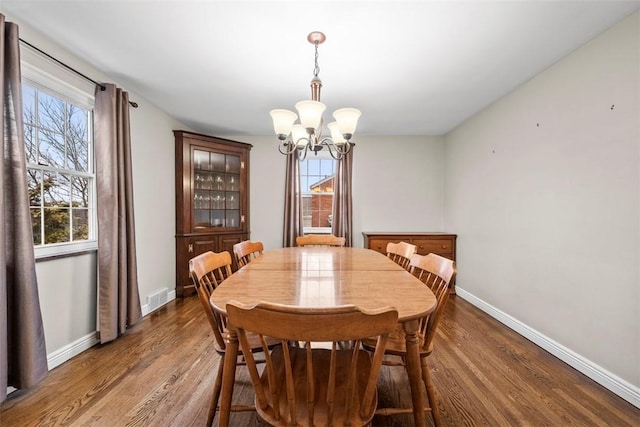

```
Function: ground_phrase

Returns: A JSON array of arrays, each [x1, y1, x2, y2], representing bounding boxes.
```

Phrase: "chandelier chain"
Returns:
[[313, 42, 320, 78]]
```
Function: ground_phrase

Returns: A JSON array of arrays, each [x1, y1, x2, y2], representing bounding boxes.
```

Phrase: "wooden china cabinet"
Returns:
[[174, 130, 252, 297]]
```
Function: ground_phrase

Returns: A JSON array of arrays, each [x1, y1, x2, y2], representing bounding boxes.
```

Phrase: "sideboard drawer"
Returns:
[[413, 239, 453, 256], [369, 239, 395, 254]]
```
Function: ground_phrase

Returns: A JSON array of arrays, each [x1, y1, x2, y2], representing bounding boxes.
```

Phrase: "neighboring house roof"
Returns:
[[309, 174, 335, 191]]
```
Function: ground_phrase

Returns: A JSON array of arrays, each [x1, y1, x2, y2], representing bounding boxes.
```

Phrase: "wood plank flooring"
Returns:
[[1, 295, 638, 426]]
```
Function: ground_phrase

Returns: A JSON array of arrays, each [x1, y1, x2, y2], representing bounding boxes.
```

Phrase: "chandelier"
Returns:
[[269, 31, 361, 160]]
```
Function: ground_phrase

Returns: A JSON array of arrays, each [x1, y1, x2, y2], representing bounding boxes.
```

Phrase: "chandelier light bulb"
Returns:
[[332, 108, 361, 140], [270, 109, 298, 139], [327, 122, 346, 145], [295, 100, 326, 131]]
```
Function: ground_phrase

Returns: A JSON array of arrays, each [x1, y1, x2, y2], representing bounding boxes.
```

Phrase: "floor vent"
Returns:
[[147, 288, 169, 312]]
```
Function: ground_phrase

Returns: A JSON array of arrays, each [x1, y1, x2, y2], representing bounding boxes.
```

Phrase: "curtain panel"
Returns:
[[0, 14, 48, 403], [94, 84, 142, 344], [331, 147, 354, 247], [283, 149, 302, 247]]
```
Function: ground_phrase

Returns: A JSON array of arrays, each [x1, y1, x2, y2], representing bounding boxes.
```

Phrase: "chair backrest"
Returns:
[[189, 251, 234, 351], [233, 240, 264, 268], [409, 253, 456, 352], [227, 302, 398, 426], [296, 234, 346, 247], [386, 241, 417, 270]]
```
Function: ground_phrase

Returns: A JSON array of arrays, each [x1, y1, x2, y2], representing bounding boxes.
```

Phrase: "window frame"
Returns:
[[299, 151, 336, 235], [21, 61, 98, 259]]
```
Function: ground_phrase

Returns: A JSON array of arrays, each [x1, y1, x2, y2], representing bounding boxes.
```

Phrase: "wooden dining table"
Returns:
[[210, 246, 437, 426]]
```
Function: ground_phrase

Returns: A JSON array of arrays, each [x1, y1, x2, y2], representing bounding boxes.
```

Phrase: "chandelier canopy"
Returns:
[[270, 31, 361, 160]]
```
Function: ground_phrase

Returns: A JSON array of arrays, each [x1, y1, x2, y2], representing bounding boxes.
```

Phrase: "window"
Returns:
[[22, 76, 96, 258], [300, 154, 336, 233]]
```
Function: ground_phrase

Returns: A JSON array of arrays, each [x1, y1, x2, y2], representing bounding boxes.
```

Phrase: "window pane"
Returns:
[[31, 208, 42, 245], [44, 207, 70, 244], [226, 155, 240, 174], [194, 150, 210, 171], [23, 84, 36, 125], [72, 209, 89, 241], [27, 169, 42, 207], [211, 153, 225, 172], [38, 129, 65, 168], [320, 159, 334, 176], [66, 105, 89, 172], [37, 90, 65, 132], [67, 104, 88, 139], [300, 176, 309, 193], [25, 124, 37, 164], [71, 176, 89, 208], [308, 159, 320, 175], [43, 172, 70, 207]]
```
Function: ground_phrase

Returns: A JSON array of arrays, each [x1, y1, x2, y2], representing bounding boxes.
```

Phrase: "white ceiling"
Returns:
[[3, 1, 639, 137]]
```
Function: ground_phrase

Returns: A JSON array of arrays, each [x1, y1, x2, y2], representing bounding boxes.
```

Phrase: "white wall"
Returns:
[[445, 11, 639, 402], [9, 14, 189, 368], [223, 136, 286, 251], [353, 136, 446, 247]]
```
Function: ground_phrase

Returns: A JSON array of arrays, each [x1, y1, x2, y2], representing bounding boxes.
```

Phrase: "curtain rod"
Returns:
[[18, 38, 138, 108]]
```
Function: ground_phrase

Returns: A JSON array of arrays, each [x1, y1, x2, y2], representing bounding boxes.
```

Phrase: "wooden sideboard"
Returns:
[[362, 232, 458, 293]]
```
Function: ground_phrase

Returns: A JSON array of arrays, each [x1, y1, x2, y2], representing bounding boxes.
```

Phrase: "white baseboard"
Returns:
[[47, 289, 177, 370], [455, 287, 640, 409], [47, 332, 99, 370]]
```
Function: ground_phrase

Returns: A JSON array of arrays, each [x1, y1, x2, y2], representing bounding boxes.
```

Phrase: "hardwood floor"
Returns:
[[1, 295, 638, 426]]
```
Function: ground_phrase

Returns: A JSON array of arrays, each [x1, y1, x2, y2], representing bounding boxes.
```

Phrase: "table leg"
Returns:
[[403, 319, 427, 427], [218, 328, 239, 427]]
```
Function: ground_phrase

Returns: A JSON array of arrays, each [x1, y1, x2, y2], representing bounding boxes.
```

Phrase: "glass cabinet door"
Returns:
[[192, 149, 241, 230]]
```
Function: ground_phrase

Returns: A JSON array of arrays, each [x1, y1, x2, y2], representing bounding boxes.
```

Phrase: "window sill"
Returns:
[[35, 240, 98, 262], [303, 227, 332, 234]]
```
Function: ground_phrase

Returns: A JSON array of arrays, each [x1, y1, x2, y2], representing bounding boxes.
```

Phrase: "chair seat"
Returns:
[[255, 345, 378, 426], [362, 324, 434, 358], [215, 330, 279, 355]]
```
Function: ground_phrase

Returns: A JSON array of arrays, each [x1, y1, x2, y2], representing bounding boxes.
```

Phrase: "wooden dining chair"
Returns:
[[296, 233, 346, 247], [227, 301, 398, 426], [232, 240, 264, 268], [189, 251, 276, 426], [363, 253, 456, 427], [386, 241, 417, 270]]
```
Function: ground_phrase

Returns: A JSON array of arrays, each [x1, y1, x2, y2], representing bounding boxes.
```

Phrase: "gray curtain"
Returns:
[[331, 147, 354, 247], [94, 84, 141, 344], [283, 149, 302, 247], [0, 14, 48, 404]]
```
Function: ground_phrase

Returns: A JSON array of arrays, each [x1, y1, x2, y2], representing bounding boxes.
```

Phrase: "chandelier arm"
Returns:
[[299, 143, 311, 161], [278, 139, 298, 155], [334, 142, 353, 155], [319, 139, 345, 160], [319, 136, 352, 157], [327, 146, 344, 161]]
